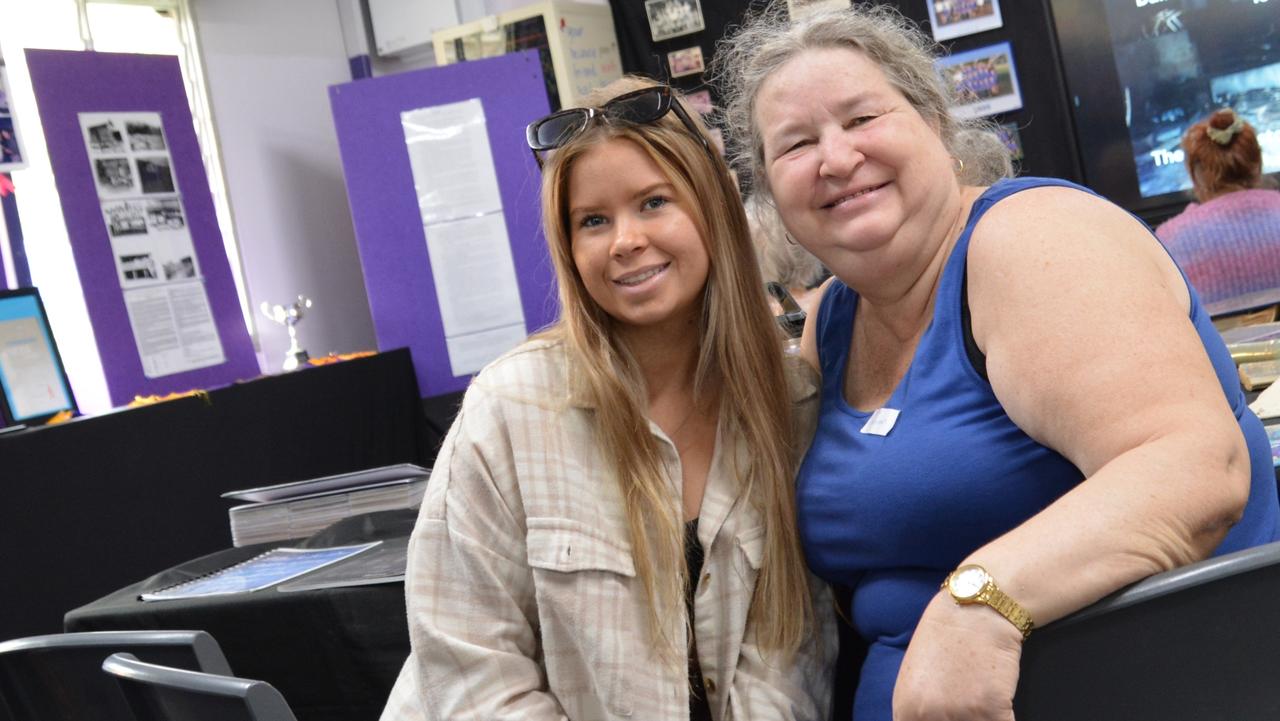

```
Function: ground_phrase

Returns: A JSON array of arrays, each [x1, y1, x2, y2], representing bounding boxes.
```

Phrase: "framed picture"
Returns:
[[787, 0, 850, 21], [996, 121, 1023, 161], [667, 46, 704, 79], [926, 0, 1003, 42], [935, 41, 1023, 119], [682, 89, 714, 116], [645, 0, 706, 43]]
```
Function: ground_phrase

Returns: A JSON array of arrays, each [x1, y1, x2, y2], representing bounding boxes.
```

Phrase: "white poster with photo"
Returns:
[[123, 279, 226, 378], [80, 111, 221, 379], [401, 99, 503, 225]]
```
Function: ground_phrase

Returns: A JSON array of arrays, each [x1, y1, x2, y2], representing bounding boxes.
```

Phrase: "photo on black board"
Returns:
[[926, 0, 1003, 42], [645, 0, 705, 42]]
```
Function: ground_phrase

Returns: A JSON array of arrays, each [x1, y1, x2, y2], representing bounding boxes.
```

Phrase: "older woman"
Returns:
[[714, 5, 1279, 721], [1156, 108, 1280, 309], [380, 76, 834, 721]]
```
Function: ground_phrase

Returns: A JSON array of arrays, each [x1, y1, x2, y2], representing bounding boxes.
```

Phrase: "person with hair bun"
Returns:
[[380, 75, 835, 721], [1155, 108, 1280, 307], [714, 4, 1279, 720]]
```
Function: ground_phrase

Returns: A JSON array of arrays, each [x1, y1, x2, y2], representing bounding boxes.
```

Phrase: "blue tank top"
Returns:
[[796, 177, 1280, 721]]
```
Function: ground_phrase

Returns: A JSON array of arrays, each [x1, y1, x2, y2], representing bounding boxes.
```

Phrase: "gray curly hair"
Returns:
[[712, 3, 1012, 199]]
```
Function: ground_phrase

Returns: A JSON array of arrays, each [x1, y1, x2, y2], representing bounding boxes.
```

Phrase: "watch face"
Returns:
[[949, 566, 989, 600]]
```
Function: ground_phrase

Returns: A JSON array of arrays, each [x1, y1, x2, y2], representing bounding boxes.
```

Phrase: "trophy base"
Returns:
[[281, 349, 310, 372]]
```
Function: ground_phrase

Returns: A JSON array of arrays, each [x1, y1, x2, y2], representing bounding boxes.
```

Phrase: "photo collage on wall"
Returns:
[[0, 61, 26, 170], [78, 111, 225, 378], [926, 0, 1024, 164], [643, 0, 728, 155]]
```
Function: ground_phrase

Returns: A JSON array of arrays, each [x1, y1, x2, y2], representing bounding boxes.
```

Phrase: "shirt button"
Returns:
[[705, 677, 717, 694]]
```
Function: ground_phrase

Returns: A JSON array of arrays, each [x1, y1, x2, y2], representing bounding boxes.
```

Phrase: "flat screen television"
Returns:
[[0, 287, 77, 426], [1048, 0, 1280, 220]]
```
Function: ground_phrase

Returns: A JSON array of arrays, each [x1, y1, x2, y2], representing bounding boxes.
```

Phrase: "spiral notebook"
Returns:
[[139, 542, 381, 602]]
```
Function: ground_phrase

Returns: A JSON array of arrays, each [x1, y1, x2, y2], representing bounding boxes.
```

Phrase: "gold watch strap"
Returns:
[[979, 585, 1035, 639]]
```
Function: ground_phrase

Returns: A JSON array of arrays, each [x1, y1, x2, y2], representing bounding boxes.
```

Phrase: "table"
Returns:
[[0, 349, 431, 643], [65, 511, 415, 721]]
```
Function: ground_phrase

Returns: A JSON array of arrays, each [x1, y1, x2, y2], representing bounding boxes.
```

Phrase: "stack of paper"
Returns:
[[223, 464, 429, 547]]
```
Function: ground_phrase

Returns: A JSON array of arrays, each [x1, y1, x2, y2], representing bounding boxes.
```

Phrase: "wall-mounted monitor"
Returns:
[[0, 288, 77, 426], [1049, 0, 1280, 220]]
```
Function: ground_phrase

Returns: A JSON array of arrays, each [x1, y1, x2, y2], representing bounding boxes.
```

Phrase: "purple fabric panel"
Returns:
[[329, 50, 557, 398], [25, 49, 258, 406]]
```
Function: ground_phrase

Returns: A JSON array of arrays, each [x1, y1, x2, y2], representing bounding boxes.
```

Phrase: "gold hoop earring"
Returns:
[[784, 232, 797, 246], [953, 156, 965, 175]]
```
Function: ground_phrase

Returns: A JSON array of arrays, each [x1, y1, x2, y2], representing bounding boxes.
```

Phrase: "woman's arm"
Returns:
[[894, 185, 1251, 720], [799, 276, 839, 375], [399, 387, 569, 721]]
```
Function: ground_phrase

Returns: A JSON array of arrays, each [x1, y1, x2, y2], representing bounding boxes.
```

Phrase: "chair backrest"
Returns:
[[102, 653, 296, 721], [0, 630, 231, 721], [1015, 539, 1280, 721]]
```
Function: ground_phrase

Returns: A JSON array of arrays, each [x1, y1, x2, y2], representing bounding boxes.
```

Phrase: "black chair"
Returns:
[[1015, 539, 1280, 720], [0, 630, 230, 721], [103, 653, 297, 721]]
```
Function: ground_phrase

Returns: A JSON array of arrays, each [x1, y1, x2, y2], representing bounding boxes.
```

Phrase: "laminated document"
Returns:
[[139, 542, 380, 601]]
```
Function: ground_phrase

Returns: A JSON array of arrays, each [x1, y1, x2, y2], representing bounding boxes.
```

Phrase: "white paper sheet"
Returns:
[[444, 323, 529, 377], [401, 99, 504, 224], [124, 280, 226, 378], [0, 316, 72, 419], [424, 213, 525, 337]]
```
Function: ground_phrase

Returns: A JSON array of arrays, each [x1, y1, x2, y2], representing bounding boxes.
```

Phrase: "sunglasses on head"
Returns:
[[525, 85, 713, 167]]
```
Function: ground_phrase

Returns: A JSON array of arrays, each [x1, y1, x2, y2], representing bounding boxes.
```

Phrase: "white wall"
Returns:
[[192, 0, 375, 368]]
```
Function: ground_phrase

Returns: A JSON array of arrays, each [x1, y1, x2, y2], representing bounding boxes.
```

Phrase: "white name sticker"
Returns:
[[860, 407, 900, 436]]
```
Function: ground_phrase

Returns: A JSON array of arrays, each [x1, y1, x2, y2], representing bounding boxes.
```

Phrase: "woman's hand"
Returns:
[[892, 592, 1024, 721]]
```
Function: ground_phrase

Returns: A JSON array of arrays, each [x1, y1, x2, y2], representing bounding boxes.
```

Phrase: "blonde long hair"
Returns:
[[536, 76, 814, 659]]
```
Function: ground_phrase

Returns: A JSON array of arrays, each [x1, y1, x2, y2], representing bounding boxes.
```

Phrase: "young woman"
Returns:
[[379, 76, 835, 721]]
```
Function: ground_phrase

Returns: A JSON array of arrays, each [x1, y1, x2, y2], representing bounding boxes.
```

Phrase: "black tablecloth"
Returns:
[[1, 349, 431, 642], [65, 511, 416, 721]]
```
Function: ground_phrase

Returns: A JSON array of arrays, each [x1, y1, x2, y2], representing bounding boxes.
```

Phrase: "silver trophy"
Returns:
[[260, 295, 313, 372]]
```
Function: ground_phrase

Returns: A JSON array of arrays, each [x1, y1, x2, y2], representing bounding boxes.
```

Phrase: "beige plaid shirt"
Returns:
[[380, 338, 836, 721]]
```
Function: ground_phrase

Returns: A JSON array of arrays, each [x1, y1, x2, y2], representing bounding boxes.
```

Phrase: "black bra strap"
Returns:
[[961, 268, 990, 382]]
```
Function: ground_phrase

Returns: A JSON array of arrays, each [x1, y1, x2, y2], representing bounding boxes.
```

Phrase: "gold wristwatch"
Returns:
[[942, 564, 1035, 639]]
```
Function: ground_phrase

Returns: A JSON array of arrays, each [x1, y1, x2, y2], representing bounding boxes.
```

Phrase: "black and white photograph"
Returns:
[[926, 0, 1003, 42], [645, 0, 705, 43], [86, 120, 125, 153], [146, 198, 186, 230], [102, 200, 148, 237], [935, 41, 1022, 119], [163, 256, 197, 281], [668, 46, 704, 78], [94, 157, 136, 194], [126, 120, 166, 151], [119, 253, 157, 281], [136, 156, 176, 194]]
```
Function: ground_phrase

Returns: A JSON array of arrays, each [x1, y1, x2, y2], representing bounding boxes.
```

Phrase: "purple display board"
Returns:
[[329, 51, 558, 398], [26, 50, 257, 405]]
